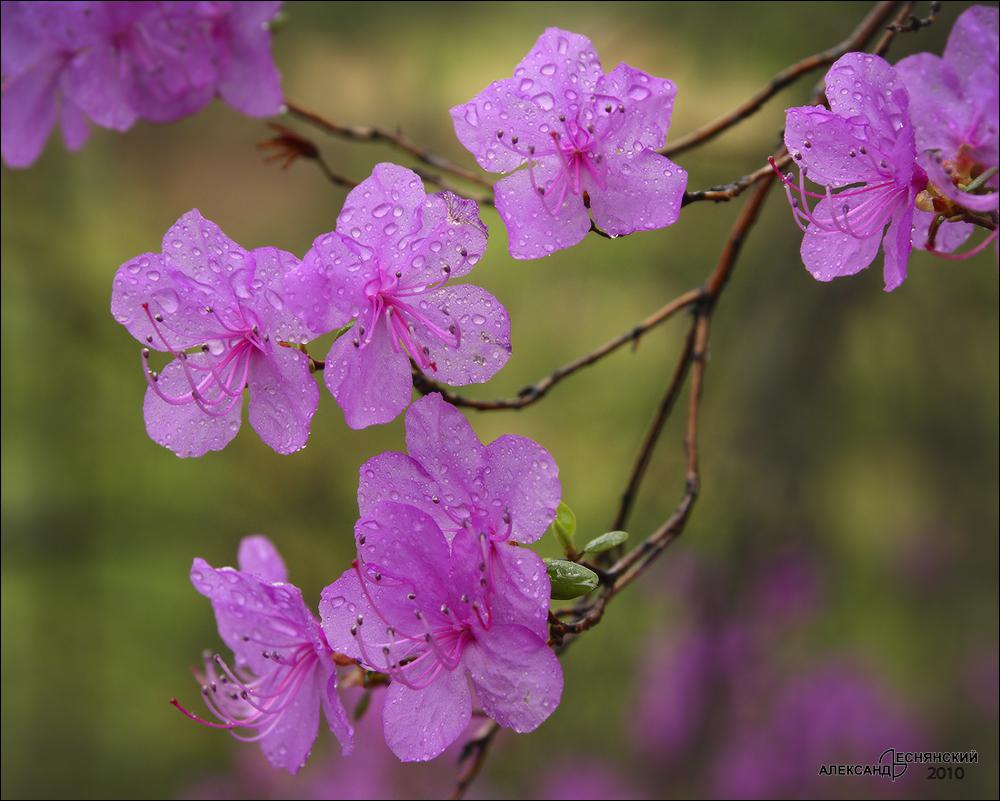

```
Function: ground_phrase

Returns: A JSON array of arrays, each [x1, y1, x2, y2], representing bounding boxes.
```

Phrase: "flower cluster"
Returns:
[[110, 209, 318, 457], [174, 535, 353, 774], [1, 1, 284, 167], [285, 163, 510, 429], [180, 395, 563, 769], [777, 7, 999, 291], [451, 27, 687, 259], [897, 5, 999, 253], [111, 164, 509, 455]]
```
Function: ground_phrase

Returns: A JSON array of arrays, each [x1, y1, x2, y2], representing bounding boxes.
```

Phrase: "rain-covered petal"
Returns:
[[319, 569, 372, 662], [483, 434, 561, 544], [588, 149, 686, 237], [490, 546, 552, 640], [324, 321, 412, 430], [144, 355, 242, 458], [248, 246, 311, 344], [255, 664, 321, 773], [337, 162, 428, 257], [881, 200, 914, 292], [319, 660, 354, 756], [824, 52, 909, 148], [411, 284, 511, 386], [247, 343, 318, 455], [404, 393, 487, 504], [382, 665, 472, 762], [596, 62, 677, 151], [237, 534, 288, 583], [515, 28, 603, 106], [494, 160, 591, 259], [354, 501, 452, 608], [465, 623, 562, 733], [397, 191, 488, 285], [784, 106, 889, 186], [800, 200, 883, 283], [285, 231, 373, 335], [894, 54, 965, 155], [162, 209, 249, 295], [356, 451, 457, 533], [189, 555, 316, 676], [450, 79, 553, 174]]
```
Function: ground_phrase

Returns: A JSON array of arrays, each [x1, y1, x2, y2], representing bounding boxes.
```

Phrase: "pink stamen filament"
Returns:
[[929, 229, 998, 260], [173, 644, 319, 740], [141, 303, 265, 415]]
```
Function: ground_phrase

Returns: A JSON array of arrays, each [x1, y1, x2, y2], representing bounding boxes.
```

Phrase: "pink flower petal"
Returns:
[[324, 321, 412, 430], [382, 666, 472, 762], [465, 623, 562, 733]]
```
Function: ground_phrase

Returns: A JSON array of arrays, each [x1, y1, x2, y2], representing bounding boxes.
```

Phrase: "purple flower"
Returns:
[[896, 5, 999, 252], [320, 500, 563, 762], [284, 163, 511, 430], [1, 2, 283, 168], [451, 28, 687, 259], [110, 209, 319, 457], [778, 53, 926, 291], [176, 535, 353, 774], [357, 392, 560, 639]]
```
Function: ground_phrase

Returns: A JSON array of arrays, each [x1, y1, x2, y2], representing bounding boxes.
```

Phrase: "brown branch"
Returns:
[[610, 320, 698, 531], [887, 0, 940, 33], [412, 287, 704, 410], [661, 1, 900, 158], [285, 100, 492, 188], [450, 719, 500, 801], [683, 155, 789, 206]]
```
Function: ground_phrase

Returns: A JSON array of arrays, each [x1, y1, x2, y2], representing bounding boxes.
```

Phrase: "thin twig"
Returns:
[[285, 100, 492, 188], [610, 320, 698, 531], [412, 288, 704, 410], [661, 1, 900, 158], [450, 720, 500, 801]]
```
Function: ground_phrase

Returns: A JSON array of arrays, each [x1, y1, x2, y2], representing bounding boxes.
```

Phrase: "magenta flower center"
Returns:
[[340, 530, 504, 690], [140, 300, 267, 418], [355, 267, 460, 372], [173, 638, 321, 740]]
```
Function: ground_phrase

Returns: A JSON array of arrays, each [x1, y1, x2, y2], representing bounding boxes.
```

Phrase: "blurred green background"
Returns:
[[2, 2, 997, 799]]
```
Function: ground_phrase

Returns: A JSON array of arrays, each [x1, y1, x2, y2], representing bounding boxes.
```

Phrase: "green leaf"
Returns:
[[331, 320, 355, 342], [582, 530, 629, 555], [548, 501, 577, 555], [544, 558, 599, 600]]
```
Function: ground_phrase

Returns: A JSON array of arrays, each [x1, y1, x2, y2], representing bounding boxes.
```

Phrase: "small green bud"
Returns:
[[549, 501, 577, 555], [582, 530, 629, 555], [545, 558, 599, 600]]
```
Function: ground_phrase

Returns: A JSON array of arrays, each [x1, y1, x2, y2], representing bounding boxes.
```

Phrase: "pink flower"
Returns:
[[778, 53, 926, 291], [175, 536, 353, 774], [896, 5, 999, 253], [320, 501, 563, 762], [111, 209, 318, 457], [284, 163, 511, 430], [451, 28, 687, 259], [357, 392, 560, 639], [1, 2, 284, 168]]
